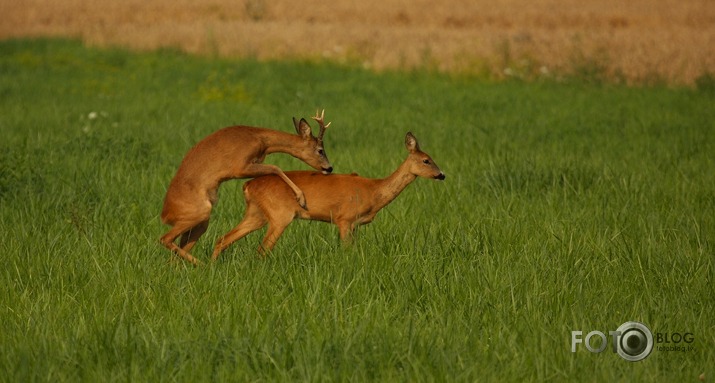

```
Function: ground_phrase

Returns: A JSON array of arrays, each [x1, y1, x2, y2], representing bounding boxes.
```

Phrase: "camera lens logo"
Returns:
[[615, 321, 654, 362], [571, 321, 654, 362]]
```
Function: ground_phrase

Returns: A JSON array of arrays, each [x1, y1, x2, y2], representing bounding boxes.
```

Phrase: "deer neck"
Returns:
[[263, 130, 304, 157], [374, 160, 417, 210]]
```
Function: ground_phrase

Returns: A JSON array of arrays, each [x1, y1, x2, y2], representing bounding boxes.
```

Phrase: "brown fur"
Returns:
[[160, 114, 333, 265], [212, 132, 444, 259]]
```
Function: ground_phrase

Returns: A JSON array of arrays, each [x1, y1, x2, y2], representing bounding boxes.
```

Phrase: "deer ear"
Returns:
[[405, 132, 420, 153], [294, 118, 313, 140]]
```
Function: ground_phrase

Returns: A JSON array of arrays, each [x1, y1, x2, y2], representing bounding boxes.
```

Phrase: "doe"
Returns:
[[212, 132, 444, 259]]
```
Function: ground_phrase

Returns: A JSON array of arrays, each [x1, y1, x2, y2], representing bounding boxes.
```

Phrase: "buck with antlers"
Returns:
[[160, 110, 333, 265], [211, 132, 445, 259]]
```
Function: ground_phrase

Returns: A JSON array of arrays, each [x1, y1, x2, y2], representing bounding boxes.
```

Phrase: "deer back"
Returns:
[[245, 171, 377, 221]]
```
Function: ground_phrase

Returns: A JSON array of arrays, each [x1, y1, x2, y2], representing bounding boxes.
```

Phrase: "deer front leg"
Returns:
[[243, 163, 307, 209], [337, 221, 356, 244]]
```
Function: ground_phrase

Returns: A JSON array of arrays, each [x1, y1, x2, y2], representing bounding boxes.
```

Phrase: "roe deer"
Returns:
[[212, 132, 444, 259], [160, 110, 333, 265]]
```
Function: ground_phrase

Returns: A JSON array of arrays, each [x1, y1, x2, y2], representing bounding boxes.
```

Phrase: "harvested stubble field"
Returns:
[[2, 0, 714, 85]]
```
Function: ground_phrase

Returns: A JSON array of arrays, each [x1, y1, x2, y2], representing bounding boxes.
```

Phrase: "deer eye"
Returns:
[[422, 159, 431, 164], [318, 149, 325, 156]]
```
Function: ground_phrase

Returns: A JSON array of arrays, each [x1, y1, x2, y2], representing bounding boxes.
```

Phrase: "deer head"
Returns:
[[405, 132, 445, 180], [292, 109, 333, 174]]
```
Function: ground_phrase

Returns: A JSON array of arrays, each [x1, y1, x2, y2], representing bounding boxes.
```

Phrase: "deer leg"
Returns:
[[337, 221, 356, 244], [243, 163, 307, 209], [179, 220, 209, 253], [258, 225, 286, 255], [258, 213, 293, 256], [212, 206, 267, 261], [160, 222, 201, 266]]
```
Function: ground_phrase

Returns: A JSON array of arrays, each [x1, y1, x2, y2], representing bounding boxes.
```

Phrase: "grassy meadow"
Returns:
[[0, 39, 713, 381]]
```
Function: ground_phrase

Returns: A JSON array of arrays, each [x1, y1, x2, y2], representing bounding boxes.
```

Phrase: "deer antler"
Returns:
[[311, 109, 331, 141]]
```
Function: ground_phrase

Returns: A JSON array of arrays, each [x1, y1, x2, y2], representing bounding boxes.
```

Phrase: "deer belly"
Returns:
[[355, 213, 376, 226], [297, 209, 335, 223]]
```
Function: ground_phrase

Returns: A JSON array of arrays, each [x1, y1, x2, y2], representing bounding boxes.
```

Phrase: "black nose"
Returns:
[[435, 173, 445, 180], [323, 166, 333, 174]]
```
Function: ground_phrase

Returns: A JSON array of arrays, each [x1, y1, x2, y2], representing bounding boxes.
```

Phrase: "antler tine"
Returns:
[[311, 109, 330, 126], [311, 109, 331, 140], [311, 109, 323, 122]]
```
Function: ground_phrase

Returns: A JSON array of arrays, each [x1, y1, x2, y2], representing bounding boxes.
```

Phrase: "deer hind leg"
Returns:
[[258, 211, 294, 256], [179, 220, 209, 253], [243, 163, 307, 209], [212, 204, 267, 261], [160, 221, 202, 266]]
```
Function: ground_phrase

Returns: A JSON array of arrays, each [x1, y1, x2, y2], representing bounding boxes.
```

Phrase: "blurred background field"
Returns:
[[2, 0, 714, 85]]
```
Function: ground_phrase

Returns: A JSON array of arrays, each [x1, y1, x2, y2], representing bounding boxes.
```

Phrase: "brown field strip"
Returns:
[[2, 0, 714, 85]]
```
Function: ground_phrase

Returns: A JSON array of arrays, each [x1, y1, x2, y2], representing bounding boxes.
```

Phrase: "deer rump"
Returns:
[[244, 171, 379, 225]]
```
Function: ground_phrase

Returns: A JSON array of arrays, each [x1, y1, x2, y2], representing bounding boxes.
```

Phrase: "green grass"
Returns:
[[1, 38, 713, 382]]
